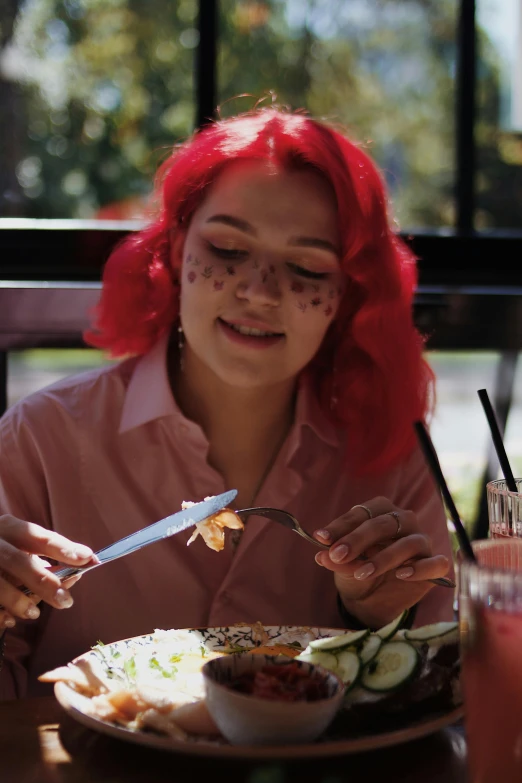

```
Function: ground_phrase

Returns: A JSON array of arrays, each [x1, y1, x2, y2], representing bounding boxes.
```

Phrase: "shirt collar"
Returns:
[[119, 332, 177, 433], [294, 374, 340, 449], [119, 332, 340, 449]]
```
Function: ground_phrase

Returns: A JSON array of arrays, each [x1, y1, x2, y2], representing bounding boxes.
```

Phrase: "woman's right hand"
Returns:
[[0, 514, 96, 630]]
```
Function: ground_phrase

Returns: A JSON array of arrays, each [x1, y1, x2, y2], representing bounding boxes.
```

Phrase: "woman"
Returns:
[[0, 108, 453, 699]]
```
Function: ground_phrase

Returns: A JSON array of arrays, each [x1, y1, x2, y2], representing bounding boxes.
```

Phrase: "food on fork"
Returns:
[[182, 500, 243, 551]]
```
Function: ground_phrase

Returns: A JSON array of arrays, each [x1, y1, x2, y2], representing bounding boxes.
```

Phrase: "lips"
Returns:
[[220, 318, 284, 337], [217, 318, 285, 348]]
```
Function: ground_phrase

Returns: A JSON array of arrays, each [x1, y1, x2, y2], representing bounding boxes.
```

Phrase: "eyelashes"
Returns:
[[206, 243, 330, 280], [206, 243, 248, 261], [285, 262, 329, 280]]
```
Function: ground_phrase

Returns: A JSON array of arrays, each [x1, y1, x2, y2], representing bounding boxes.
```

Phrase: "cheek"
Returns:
[[182, 253, 236, 292], [287, 278, 341, 322]]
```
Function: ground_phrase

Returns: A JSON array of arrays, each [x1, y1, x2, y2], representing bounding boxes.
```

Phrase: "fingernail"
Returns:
[[354, 562, 376, 580], [396, 566, 415, 579], [314, 529, 331, 542], [62, 546, 93, 561], [315, 552, 324, 566], [330, 544, 349, 563], [54, 589, 74, 609], [75, 545, 94, 560], [3, 617, 15, 629], [25, 605, 40, 620]]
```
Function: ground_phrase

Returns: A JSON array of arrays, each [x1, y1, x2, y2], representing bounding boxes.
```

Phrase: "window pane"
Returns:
[[476, 0, 522, 229], [0, 0, 197, 219], [218, 0, 458, 230], [7, 349, 112, 408]]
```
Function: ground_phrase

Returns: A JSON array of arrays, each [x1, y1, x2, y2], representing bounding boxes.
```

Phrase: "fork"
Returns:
[[236, 507, 455, 589]]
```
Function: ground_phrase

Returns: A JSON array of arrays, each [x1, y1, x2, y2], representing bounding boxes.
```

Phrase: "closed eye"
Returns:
[[207, 242, 248, 260], [287, 262, 329, 280]]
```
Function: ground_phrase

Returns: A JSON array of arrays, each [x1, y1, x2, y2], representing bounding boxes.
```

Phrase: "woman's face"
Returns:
[[176, 160, 344, 390]]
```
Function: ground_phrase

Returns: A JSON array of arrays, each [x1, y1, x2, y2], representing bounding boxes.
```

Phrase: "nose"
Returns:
[[236, 262, 281, 307]]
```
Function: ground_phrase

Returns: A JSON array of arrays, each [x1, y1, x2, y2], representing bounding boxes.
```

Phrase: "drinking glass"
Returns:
[[459, 538, 522, 783], [487, 478, 522, 538]]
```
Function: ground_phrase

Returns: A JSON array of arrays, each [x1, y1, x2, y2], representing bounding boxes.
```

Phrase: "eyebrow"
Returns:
[[205, 214, 339, 254]]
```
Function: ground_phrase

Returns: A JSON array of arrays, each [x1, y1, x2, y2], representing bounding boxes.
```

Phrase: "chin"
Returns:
[[213, 360, 293, 391]]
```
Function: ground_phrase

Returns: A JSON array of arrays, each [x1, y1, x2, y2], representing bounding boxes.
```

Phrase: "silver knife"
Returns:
[[20, 490, 238, 594]]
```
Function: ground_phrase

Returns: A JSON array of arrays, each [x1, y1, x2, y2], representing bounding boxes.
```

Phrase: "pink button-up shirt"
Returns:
[[0, 334, 454, 699]]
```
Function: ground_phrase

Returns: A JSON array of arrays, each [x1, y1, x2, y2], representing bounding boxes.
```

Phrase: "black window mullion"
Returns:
[[196, 0, 218, 128], [455, 0, 477, 235]]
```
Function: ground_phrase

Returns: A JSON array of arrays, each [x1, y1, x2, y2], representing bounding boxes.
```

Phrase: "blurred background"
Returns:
[[1, 0, 522, 536]]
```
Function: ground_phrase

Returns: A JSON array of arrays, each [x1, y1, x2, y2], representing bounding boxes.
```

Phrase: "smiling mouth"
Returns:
[[219, 318, 285, 338]]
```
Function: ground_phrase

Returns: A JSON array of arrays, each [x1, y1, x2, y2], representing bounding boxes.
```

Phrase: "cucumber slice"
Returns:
[[335, 650, 361, 691], [361, 640, 419, 692], [308, 629, 369, 652], [404, 622, 459, 646], [295, 650, 338, 672], [375, 610, 409, 641], [359, 633, 382, 665]]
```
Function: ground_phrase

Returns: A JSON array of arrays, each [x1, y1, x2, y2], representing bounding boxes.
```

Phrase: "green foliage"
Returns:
[[1, 0, 518, 229]]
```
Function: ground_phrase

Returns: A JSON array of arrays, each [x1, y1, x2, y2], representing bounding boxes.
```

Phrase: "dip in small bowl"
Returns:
[[202, 654, 345, 746]]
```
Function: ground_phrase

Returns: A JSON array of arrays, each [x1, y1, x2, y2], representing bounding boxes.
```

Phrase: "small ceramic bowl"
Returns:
[[202, 654, 345, 746]]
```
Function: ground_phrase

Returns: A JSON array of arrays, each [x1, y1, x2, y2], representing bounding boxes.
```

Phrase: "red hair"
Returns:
[[85, 108, 434, 475]]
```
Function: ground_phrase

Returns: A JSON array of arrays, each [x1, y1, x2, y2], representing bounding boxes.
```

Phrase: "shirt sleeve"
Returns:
[[393, 443, 456, 626], [0, 403, 52, 700]]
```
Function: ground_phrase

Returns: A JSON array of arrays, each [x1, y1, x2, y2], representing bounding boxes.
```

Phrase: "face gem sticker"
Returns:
[[297, 301, 307, 312], [213, 280, 224, 291], [324, 304, 333, 317], [201, 266, 213, 279], [224, 265, 236, 276], [187, 270, 197, 283], [290, 281, 305, 294], [311, 283, 320, 293], [310, 297, 322, 307]]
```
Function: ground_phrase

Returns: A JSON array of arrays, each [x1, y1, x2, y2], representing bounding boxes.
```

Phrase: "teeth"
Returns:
[[229, 323, 279, 337]]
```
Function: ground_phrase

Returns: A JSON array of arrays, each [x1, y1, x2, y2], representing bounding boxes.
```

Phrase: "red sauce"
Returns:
[[228, 663, 331, 702]]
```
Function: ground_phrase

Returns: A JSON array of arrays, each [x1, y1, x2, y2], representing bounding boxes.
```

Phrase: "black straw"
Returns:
[[477, 389, 518, 493], [414, 421, 476, 561]]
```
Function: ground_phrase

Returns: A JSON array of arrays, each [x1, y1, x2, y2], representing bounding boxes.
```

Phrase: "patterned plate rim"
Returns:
[[53, 625, 463, 759]]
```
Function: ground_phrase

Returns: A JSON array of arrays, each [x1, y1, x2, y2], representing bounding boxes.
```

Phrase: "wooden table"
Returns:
[[0, 697, 468, 783]]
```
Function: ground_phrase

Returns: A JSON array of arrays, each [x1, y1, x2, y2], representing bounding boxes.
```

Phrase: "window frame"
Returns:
[[1, 1, 519, 286]]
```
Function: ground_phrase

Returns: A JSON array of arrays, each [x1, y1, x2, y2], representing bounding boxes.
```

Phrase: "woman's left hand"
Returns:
[[313, 497, 451, 629]]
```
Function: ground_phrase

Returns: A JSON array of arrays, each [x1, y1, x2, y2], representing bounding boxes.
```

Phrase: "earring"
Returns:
[[178, 322, 185, 371]]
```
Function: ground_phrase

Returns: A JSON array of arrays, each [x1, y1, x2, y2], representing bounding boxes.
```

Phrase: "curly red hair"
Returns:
[[85, 108, 434, 475]]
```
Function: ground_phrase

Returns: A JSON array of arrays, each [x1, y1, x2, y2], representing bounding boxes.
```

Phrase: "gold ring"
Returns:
[[353, 504, 373, 520], [387, 511, 401, 538]]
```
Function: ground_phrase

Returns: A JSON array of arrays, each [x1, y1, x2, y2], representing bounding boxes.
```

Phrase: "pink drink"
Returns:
[[462, 606, 522, 783], [460, 540, 522, 782]]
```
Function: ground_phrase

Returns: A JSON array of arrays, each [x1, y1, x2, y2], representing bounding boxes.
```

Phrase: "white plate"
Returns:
[[54, 624, 464, 759]]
